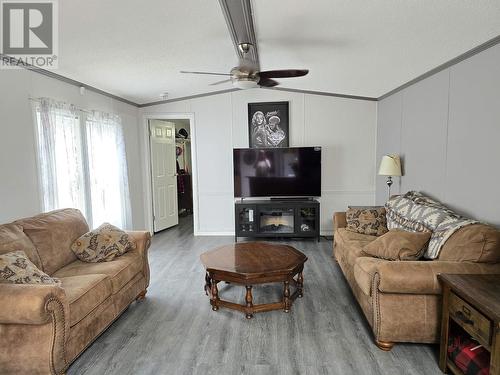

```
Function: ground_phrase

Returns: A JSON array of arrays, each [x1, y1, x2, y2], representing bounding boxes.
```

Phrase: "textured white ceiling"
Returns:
[[56, 0, 500, 104]]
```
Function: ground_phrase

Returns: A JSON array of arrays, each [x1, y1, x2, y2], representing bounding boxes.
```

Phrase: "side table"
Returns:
[[438, 274, 500, 375]]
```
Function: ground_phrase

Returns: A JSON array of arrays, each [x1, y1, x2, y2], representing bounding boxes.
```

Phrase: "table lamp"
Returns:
[[378, 154, 402, 198]]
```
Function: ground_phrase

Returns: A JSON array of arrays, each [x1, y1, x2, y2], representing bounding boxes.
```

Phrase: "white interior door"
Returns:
[[150, 120, 178, 232]]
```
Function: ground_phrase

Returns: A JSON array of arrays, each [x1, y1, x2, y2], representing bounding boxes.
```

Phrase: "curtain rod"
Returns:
[[28, 97, 119, 117]]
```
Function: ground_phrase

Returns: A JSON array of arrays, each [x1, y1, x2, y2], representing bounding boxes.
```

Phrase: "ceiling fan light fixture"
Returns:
[[233, 78, 259, 89]]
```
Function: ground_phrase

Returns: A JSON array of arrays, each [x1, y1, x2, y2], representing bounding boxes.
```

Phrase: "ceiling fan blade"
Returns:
[[258, 77, 279, 87], [259, 69, 309, 79], [180, 70, 231, 76], [209, 78, 232, 86]]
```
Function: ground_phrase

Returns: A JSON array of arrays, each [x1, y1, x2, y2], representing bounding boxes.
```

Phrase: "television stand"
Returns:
[[269, 197, 314, 201], [235, 199, 320, 242]]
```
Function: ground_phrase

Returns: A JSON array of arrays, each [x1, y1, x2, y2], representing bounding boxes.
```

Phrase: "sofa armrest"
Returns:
[[0, 283, 69, 374], [0, 283, 68, 325], [127, 230, 152, 287], [127, 230, 151, 256], [333, 212, 347, 232], [375, 260, 500, 295]]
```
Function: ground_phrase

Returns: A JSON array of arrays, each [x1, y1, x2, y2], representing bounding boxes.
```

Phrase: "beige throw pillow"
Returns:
[[362, 229, 431, 261], [0, 250, 60, 284], [346, 207, 388, 236], [71, 223, 136, 262]]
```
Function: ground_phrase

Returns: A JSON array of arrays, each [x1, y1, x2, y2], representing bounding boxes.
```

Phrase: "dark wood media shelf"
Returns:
[[235, 199, 320, 242], [439, 274, 500, 375]]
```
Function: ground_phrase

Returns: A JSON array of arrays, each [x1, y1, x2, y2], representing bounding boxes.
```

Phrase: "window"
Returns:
[[34, 98, 131, 229]]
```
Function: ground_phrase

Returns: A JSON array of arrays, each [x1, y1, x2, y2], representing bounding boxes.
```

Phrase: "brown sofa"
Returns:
[[0, 209, 151, 375], [333, 211, 500, 351]]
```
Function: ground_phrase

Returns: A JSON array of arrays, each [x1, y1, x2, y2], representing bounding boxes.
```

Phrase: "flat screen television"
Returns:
[[233, 147, 321, 198]]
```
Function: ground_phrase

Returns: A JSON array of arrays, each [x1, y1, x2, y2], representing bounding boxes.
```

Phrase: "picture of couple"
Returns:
[[248, 101, 289, 148]]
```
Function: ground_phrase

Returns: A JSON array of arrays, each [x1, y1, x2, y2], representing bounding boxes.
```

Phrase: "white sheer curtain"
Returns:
[[35, 98, 132, 229], [35, 98, 87, 217], [85, 111, 131, 229]]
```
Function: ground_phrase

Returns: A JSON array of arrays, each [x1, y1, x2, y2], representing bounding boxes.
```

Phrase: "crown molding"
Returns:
[[138, 88, 240, 108], [138, 86, 377, 108], [0, 54, 139, 107], [267, 87, 377, 101]]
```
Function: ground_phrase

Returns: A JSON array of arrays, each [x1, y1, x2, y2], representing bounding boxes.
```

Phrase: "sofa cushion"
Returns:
[[0, 250, 60, 285], [53, 250, 142, 294], [335, 228, 379, 244], [346, 207, 388, 236], [15, 209, 89, 275], [372, 260, 500, 295], [335, 228, 378, 268], [439, 224, 500, 263], [71, 223, 136, 263], [362, 229, 431, 261], [0, 223, 42, 269], [59, 274, 112, 327]]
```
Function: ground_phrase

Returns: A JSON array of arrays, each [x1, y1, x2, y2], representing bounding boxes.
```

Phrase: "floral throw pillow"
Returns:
[[346, 207, 388, 236], [0, 250, 60, 284], [71, 223, 136, 263]]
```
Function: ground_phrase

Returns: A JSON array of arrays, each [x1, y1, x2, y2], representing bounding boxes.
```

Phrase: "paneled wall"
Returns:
[[142, 89, 377, 235], [376, 43, 500, 226]]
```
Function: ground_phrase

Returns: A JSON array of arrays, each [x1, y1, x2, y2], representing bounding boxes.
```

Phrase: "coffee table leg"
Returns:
[[283, 280, 291, 313], [204, 272, 212, 296], [211, 279, 219, 311], [245, 285, 253, 319], [297, 272, 304, 298]]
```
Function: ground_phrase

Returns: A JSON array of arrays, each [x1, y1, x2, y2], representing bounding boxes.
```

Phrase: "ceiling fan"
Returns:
[[180, 0, 309, 89]]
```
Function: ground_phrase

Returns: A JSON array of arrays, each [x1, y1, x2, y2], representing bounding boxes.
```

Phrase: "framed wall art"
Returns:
[[248, 101, 289, 148]]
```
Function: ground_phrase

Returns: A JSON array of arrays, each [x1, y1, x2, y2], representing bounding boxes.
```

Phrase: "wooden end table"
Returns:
[[439, 274, 500, 375], [200, 242, 307, 319]]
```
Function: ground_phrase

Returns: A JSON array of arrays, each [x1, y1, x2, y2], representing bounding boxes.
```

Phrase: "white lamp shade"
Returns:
[[378, 154, 402, 176]]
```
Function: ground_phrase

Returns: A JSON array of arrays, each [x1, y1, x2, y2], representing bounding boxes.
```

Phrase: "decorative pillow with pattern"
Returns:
[[0, 250, 60, 284], [71, 223, 136, 262], [346, 207, 388, 236]]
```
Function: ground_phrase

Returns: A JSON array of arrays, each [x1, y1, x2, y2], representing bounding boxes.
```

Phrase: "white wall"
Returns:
[[376, 43, 500, 226], [0, 71, 377, 234], [141, 89, 377, 235], [0, 69, 144, 229]]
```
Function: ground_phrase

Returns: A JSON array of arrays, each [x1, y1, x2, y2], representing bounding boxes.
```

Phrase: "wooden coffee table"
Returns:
[[200, 242, 307, 319]]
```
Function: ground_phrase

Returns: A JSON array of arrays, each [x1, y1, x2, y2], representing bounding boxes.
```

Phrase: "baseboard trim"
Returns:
[[195, 231, 235, 236]]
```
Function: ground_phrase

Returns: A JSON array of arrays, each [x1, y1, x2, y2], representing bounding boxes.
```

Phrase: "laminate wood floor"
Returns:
[[68, 216, 442, 375]]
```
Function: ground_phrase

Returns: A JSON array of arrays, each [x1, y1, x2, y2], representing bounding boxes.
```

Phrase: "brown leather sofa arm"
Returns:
[[333, 212, 347, 232], [127, 230, 151, 255], [127, 230, 152, 286], [375, 260, 500, 295], [0, 283, 68, 325], [0, 284, 69, 374]]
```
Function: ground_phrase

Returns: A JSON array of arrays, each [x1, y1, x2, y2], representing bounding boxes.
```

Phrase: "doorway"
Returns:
[[148, 118, 195, 233]]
